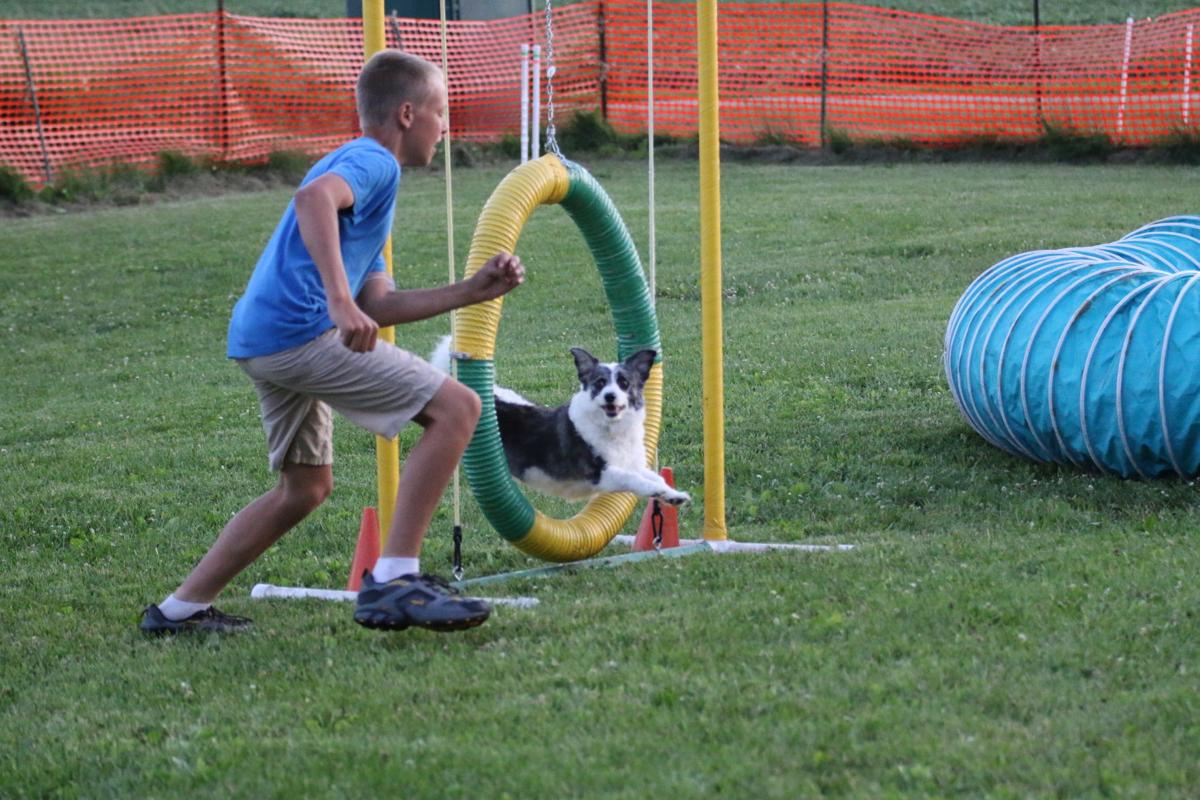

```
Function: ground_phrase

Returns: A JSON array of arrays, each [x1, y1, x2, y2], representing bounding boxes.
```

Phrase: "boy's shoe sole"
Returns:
[[139, 604, 253, 635], [352, 610, 488, 633], [353, 572, 490, 633]]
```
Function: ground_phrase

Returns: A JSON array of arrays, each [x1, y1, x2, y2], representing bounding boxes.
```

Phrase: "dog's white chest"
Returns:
[[519, 468, 600, 501]]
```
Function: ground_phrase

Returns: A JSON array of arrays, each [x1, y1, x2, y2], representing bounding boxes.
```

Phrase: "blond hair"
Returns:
[[356, 50, 442, 130]]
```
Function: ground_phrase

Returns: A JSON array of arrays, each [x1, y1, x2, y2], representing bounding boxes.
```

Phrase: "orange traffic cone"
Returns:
[[632, 467, 681, 551], [346, 507, 381, 591]]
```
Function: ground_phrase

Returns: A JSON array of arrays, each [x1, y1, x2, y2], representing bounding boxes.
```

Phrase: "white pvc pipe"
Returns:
[[250, 584, 540, 608], [704, 540, 857, 553], [531, 44, 542, 159], [1185, 24, 1194, 125], [520, 43, 530, 163], [1117, 16, 1133, 137], [611, 535, 854, 552]]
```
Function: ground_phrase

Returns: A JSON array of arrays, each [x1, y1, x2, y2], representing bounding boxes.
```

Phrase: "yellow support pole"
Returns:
[[363, 0, 400, 545], [697, 0, 727, 540]]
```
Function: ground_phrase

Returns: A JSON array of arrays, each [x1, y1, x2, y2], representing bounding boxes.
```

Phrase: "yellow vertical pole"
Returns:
[[697, 0, 726, 540], [364, 0, 400, 546]]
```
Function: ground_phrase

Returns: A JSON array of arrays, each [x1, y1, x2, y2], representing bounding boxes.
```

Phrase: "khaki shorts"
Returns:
[[237, 329, 447, 472]]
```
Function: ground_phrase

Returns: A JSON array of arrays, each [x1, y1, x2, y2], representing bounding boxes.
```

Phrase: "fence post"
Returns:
[[819, 0, 829, 149], [598, 0, 608, 120], [16, 27, 53, 185], [1117, 16, 1133, 140], [216, 0, 229, 162], [1033, 0, 1044, 128], [1186, 23, 1194, 126]]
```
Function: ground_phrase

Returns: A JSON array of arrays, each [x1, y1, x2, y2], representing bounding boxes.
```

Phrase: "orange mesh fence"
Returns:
[[384, 5, 599, 144], [1, 15, 222, 184], [3, 3, 1200, 186], [605, 2, 1200, 148], [0, 5, 600, 185]]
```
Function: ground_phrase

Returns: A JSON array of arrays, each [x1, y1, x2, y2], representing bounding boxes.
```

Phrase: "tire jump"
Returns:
[[454, 154, 664, 561]]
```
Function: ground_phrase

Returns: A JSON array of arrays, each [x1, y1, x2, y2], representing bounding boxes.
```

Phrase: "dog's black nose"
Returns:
[[604, 392, 616, 403]]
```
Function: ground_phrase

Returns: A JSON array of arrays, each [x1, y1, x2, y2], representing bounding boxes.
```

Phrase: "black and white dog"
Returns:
[[432, 337, 690, 506]]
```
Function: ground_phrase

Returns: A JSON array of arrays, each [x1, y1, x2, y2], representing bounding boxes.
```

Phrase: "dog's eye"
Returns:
[[617, 376, 629, 390], [593, 380, 607, 391]]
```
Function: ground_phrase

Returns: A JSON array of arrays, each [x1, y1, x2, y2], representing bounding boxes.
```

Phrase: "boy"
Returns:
[[140, 50, 522, 635]]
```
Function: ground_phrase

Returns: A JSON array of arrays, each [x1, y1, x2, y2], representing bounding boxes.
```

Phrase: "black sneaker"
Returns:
[[139, 604, 253, 635], [354, 572, 490, 632]]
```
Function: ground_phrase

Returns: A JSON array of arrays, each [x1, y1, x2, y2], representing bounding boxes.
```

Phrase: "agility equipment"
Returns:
[[252, 583, 538, 608], [360, 1, 401, 548], [445, 0, 852, 574], [697, 0, 726, 539], [519, 44, 543, 163], [945, 216, 1200, 478], [631, 467, 680, 552], [346, 508, 382, 591], [447, 0, 669, 565], [436, 0, 467, 581], [297, 0, 852, 605], [453, 153, 664, 562]]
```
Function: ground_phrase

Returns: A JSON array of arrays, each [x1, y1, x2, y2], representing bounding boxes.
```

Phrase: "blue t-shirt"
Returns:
[[227, 137, 400, 358]]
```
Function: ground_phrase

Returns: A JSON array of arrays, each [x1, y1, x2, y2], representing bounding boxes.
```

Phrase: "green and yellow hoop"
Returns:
[[454, 154, 663, 563]]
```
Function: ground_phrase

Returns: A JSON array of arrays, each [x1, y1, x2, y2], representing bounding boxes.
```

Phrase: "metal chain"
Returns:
[[651, 501, 664, 551], [543, 0, 562, 157], [452, 524, 464, 581]]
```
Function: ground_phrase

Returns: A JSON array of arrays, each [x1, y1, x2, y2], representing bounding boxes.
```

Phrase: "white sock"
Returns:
[[373, 557, 420, 583], [159, 594, 210, 621]]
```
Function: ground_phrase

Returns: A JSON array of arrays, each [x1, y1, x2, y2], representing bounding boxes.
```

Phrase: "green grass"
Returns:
[[3, 159, 1200, 797], [3, 0, 1195, 25]]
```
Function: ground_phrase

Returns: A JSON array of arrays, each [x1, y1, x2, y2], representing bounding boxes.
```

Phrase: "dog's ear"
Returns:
[[571, 347, 600, 383], [625, 349, 657, 383]]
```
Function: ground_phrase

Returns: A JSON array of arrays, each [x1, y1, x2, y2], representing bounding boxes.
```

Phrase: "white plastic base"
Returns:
[[611, 535, 855, 553], [250, 583, 540, 608]]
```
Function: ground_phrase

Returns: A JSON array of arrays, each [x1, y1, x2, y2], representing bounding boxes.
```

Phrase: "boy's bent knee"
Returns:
[[457, 382, 483, 423], [423, 379, 481, 428], [280, 464, 334, 513]]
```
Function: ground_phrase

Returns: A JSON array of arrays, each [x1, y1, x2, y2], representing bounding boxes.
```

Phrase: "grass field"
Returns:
[[2, 158, 1200, 797], [4, 0, 1195, 25]]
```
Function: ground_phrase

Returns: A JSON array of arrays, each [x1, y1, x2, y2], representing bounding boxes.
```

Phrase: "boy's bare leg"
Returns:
[[382, 379, 481, 558], [354, 379, 492, 632], [173, 463, 334, 603]]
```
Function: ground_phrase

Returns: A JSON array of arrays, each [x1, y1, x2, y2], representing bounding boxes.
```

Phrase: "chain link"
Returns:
[[452, 524, 464, 581], [543, 0, 562, 157], [651, 501, 664, 551]]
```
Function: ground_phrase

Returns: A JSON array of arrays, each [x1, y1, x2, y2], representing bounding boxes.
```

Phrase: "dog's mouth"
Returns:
[[602, 403, 624, 418]]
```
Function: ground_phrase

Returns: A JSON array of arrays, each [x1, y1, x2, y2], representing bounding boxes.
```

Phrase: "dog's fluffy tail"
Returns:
[[430, 335, 453, 373], [431, 334, 534, 407]]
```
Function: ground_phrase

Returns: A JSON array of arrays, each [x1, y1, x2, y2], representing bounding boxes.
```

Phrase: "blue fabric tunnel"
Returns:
[[944, 216, 1200, 478]]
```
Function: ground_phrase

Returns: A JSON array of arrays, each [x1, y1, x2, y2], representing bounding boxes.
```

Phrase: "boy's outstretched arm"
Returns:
[[294, 173, 381, 352], [357, 252, 526, 328]]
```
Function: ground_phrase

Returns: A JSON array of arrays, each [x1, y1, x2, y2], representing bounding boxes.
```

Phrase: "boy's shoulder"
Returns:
[[305, 137, 400, 196], [330, 136, 395, 165]]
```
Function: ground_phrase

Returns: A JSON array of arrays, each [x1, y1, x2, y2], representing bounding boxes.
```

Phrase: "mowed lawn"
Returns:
[[2, 158, 1199, 797]]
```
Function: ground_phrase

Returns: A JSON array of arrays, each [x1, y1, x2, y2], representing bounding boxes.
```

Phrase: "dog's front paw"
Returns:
[[656, 489, 691, 507]]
